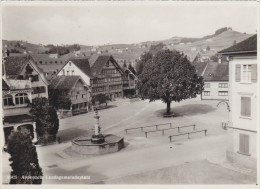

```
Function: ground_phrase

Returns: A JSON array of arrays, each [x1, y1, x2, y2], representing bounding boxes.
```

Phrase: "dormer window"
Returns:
[[25, 64, 33, 74]]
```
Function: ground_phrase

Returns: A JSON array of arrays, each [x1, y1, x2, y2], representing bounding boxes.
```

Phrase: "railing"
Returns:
[[169, 129, 207, 142], [144, 124, 196, 138], [125, 123, 172, 134]]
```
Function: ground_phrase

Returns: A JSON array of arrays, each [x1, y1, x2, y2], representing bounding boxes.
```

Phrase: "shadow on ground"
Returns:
[[155, 104, 216, 117], [57, 128, 94, 143]]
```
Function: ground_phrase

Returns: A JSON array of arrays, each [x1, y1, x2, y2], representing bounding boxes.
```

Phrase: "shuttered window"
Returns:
[[235, 64, 241, 82], [239, 133, 249, 155], [241, 97, 251, 117], [251, 64, 257, 82]]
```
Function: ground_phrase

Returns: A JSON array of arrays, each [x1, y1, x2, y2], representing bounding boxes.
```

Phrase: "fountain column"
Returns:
[[94, 111, 101, 135]]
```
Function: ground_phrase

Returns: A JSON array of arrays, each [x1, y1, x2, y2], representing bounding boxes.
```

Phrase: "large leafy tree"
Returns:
[[137, 50, 204, 115], [92, 94, 109, 107], [30, 97, 59, 140], [136, 52, 153, 75], [7, 131, 43, 184], [49, 90, 72, 110]]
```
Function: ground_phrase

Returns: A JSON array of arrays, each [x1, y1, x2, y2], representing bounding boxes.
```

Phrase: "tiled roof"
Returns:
[[2, 79, 10, 90], [193, 62, 208, 76], [91, 55, 111, 76], [70, 58, 92, 77], [3, 56, 30, 76], [4, 114, 33, 124], [218, 34, 257, 54], [202, 61, 229, 81], [49, 75, 83, 91]]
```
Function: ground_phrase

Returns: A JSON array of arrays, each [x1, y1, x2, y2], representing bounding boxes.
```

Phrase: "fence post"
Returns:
[[169, 136, 171, 143], [193, 124, 195, 130], [205, 130, 207, 136]]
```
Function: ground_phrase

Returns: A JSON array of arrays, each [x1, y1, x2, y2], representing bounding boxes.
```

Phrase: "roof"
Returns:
[[193, 62, 208, 76], [202, 61, 229, 81], [49, 75, 84, 91], [91, 55, 123, 76], [4, 114, 33, 124], [2, 79, 10, 90], [70, 58, 92, 77], [3, 56, 30, 76], [218, 34, 257, 54]]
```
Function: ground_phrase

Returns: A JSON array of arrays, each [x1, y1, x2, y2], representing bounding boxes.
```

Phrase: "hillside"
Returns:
[[2, 28, 254, 67]]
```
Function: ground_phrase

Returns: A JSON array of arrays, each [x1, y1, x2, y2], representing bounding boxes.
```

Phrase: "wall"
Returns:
[[202, 81, 229, 100], [228, 55, 257, 167], [58, 61, 91, 85]]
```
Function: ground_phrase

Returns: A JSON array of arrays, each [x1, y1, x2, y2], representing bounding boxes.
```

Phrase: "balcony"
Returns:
[[6, 80, 31, 90]]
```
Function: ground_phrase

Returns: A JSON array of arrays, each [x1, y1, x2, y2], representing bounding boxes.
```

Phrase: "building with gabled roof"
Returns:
[[200, 61, 229, 100], [49, 75, 91, 116], [57, 57, 92, 86], [90, 55, 125, 100], [218, 34, 257, 170]]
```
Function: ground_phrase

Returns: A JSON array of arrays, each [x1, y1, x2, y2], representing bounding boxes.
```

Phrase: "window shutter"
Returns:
[[235, 64, 241, 82], [245, 97, 251, 117], [241, 97, 246, 116], [239, 134, 249, 155], [251, 64, 257, 82]]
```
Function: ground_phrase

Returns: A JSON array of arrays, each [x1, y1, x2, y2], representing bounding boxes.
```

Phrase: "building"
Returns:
[[57, 57, 92, 86], [2, 56, 49, 144], [200, 61, 229, 100], [122, 68, 137, 96], [91, 55, 124, 100], [49, 76, 91, 116], [3, 56, 49, 99], [218, 34, 257, 170]]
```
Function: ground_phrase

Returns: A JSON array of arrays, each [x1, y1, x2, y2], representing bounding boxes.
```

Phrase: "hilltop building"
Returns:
[[218, 34, 257, 170]]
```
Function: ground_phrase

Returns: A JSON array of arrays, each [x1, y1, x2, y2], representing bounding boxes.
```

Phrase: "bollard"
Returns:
[[169, 136, 172, 142], [193, 125, 195, 130], [145, 132, 147, 138], [162, 130, 164, 136], [205, 130, 207, 136]]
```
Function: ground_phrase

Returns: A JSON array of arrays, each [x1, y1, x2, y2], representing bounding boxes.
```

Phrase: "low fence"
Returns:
[[169, 129, 207, 142], [144, 124, 196, 138], [125, 122, 172, 134]]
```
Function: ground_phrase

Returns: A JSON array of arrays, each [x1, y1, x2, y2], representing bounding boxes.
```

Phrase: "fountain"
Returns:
[[71, 111, 125, 155]]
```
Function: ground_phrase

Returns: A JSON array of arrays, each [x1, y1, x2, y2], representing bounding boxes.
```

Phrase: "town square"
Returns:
[[1, 1, 259, 187]]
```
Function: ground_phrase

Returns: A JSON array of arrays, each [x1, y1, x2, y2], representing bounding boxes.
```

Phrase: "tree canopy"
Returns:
[[136, 52, 153, 75], [137, 49, 204, 115], [7, 131, 43, 184], [30, 97, 59, 138]]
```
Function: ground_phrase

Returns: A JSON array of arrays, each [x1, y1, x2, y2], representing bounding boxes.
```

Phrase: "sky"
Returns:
[[2, 3, 258, 46]]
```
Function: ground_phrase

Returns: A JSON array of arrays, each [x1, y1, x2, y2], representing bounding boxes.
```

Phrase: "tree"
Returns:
[[137, 50, 204, 115], [49, 90, 72, 110], [136, 52, 153, 75], [92, 94, 109, 107], [149, 43, 164, 55], [30, 97, 59, 141], [7, 131, 43, 184], [123, 61, 127, 68]]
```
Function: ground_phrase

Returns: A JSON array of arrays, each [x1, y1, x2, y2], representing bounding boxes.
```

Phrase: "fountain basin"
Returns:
[[71, 134, 124, 155]]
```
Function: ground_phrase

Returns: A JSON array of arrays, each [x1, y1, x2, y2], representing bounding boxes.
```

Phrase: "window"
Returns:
[[32, 86, 45, 94], [15, 93, 28, 105], [39, 61, 43, 64], [242, 65, 252, 82], [204, 83, 210, 88], [3, 95, 13, 106], [218, 91, 228, 96], [72, 70, 74, 75], [239, 133, 249, 155], [204, 91, 210, 96], [241, 97, 251, 117], [69, 62, 71, 66], [67, 71, 69, 76], [219, 83, 228, 88]]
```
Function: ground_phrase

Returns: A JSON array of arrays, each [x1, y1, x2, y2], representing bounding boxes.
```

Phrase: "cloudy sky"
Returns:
[[2, 3, 257, 46]]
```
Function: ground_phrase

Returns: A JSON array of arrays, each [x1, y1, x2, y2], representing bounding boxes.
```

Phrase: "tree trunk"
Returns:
[[166, 101, 171, 115]]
